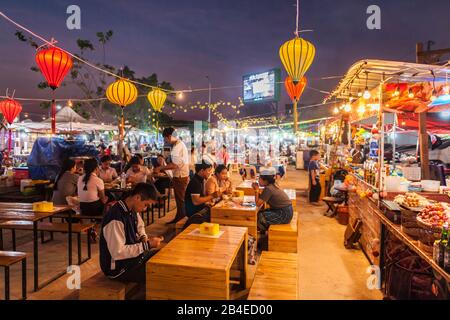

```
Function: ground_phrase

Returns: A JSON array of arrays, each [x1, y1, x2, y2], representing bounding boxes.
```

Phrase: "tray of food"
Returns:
[[394, 192, 429, 210]]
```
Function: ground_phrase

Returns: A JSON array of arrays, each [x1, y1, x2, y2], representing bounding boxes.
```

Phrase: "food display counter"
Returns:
[[347, 173, 449, 299]]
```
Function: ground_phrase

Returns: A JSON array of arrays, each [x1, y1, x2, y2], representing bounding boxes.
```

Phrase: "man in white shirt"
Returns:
[[98, 155, 118, 183], [154, 127, 190, 224]]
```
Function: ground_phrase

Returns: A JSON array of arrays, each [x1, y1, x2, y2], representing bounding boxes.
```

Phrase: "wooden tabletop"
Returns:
[[213, 196, 260, 212], [237, 180, 263, 191], [0, 203, 70, 221], [149, 224, 247, 271]]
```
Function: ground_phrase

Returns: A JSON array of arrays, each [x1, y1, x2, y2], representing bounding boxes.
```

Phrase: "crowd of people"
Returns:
[[49, 126, 296, 291]]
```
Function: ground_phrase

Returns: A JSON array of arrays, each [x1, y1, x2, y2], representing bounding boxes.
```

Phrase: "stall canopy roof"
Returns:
[[43, 106, 87, 123], [324, 59, 450, 102]]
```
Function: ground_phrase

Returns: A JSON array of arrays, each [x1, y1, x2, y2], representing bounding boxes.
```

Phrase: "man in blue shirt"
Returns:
[[308, 150, 322, 205]]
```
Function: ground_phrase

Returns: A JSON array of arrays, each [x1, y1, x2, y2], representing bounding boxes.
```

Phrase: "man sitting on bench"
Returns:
[[100, 183, 164, 286]]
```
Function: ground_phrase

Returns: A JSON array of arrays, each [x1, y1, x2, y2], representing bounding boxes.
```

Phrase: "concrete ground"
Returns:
[[0, 167, 382, 300]]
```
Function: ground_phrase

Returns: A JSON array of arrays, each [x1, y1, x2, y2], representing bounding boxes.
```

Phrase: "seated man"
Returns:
[[126, 156, 152, 185], [183, 161, 220, 230], [100, 183, 164, 286], [98, 155, 118, 183]]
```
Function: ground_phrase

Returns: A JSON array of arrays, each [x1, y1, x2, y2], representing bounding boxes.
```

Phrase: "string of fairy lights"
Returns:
[[0, 4, 321, 134]]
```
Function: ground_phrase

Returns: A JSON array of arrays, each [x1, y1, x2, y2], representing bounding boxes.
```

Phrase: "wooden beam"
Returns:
[[418, 112, 430, 180], [415, 42, 432, 179]]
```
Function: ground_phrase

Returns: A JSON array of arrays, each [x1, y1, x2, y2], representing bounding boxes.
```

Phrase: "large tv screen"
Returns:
[[243, 68, 281, 103]]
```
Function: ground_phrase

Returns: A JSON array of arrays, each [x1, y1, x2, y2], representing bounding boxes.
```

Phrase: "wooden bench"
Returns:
[[248, 251, 298, 300], [0, 221, 94, 265], [175, 216, 188, 235], [0, 250, 27, 300], [268, 211, 298, 253], [79, 271, 139, 300]]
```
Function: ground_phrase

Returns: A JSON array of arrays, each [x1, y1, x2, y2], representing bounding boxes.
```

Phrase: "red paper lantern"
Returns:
[[0, 98, 22, 125], [285, 76, 307, 102], [35, 46, 73, 90], [35, 46, 72, 134], [0, 98, 22, 154]]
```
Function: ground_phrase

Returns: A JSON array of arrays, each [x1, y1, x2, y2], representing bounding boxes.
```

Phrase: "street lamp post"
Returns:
[[206, 76, 212, 123]]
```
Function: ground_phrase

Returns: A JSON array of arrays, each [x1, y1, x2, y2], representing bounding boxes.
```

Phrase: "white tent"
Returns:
[[12, 107, 118, 132], [43, 106, 88, 123]]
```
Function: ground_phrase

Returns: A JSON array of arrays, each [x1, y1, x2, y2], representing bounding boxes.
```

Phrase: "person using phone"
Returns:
[[100, 183, 164, 286]]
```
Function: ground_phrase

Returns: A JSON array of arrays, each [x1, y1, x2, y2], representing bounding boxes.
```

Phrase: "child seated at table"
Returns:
[[252, 167, 293, 249], [100, 183, 163, 287]]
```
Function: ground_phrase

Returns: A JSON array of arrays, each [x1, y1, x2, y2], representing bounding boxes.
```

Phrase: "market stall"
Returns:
[[324, 59, 450, 299]]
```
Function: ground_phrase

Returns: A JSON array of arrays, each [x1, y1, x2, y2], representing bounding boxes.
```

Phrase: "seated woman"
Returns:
[[52, 159, 78, 205], [126, 156, 152, 185], [205, 164, 233, 197], [98, 155, 118, 183], [78, 158, 108, 216], [153, 154, 172, 195], [252, 167, 293, 241]]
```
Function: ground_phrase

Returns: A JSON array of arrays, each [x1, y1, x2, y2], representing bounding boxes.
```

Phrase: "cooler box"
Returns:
[[13, 167, 29, 186]]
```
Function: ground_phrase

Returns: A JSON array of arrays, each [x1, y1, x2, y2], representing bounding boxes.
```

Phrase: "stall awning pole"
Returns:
[[378, 81, 385, 195], [419, 112, 430, 179]]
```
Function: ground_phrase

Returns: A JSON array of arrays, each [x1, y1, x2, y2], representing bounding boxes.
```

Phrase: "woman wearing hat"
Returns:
[[252, 167, 293, 244]]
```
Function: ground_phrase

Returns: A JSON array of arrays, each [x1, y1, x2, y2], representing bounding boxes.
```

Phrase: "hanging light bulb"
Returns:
[[430, 90, 437, 101], [177, 91, 184, 99], [344, 103, 351, 112], [357, 90, 362, 97], [68, 99, 73, 107], [392, 89, 400, 97], [363, 87, 371, 100], [408, 89, 414, 99], [333, 106, 339, 114], [363, 71, 371, 99]]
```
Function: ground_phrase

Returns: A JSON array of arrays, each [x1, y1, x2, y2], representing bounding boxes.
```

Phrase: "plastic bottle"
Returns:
[[120, 172, 127, 189]]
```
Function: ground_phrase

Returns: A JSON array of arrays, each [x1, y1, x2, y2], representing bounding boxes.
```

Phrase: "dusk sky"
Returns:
[[1, 0, 449, 122]]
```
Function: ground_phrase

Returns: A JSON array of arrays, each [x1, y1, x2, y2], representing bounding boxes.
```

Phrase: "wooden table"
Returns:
[[236, 182, 297, 206], [147, 224, 248, 300], [211, 196, 261, 242], [0, 203, 71, 291], [236, 180, 263, 196]]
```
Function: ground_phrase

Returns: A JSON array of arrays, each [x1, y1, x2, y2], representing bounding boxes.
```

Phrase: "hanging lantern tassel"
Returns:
[[120, 106, 125, 141], [8, 128, 12, 155], [51, 98, 56, 134], [293, 100, 298, 134]]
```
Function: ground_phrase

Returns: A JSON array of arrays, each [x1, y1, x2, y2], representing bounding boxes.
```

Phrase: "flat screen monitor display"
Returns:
[[243, 68, 280, 103]]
